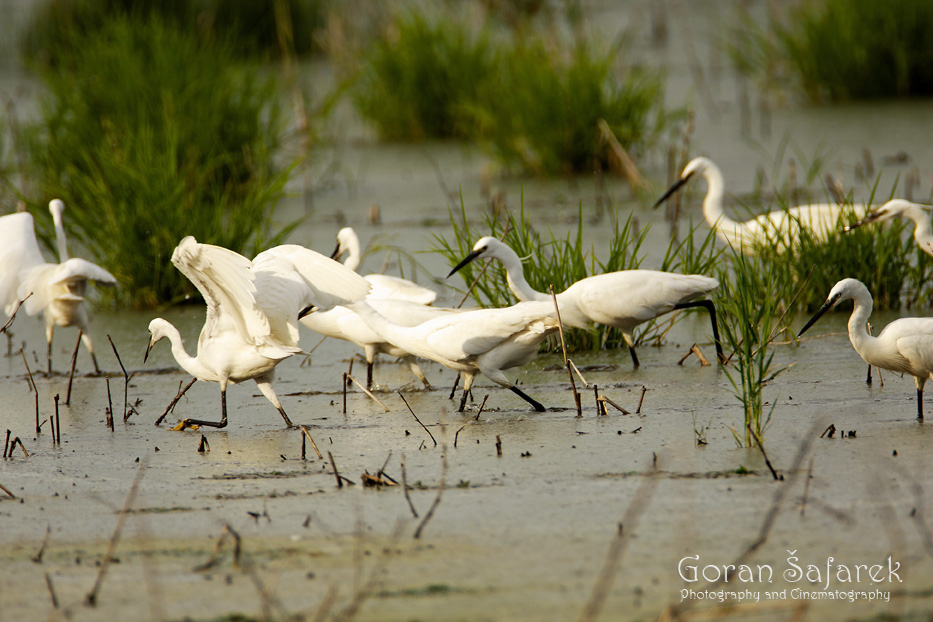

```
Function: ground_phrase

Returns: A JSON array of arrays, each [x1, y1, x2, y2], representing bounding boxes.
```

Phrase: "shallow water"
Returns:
[[3, 1, 933, 621]]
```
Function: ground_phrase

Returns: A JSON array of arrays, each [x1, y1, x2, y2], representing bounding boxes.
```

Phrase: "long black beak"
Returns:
[[143, 337, 154, 363], [797, 294, 841, 337], [842, 210, 885, 233], [299, 304, 315, 319], [447, 248, 484, 278], [330, 242, 342, 261], [652, 173, 694, 209]]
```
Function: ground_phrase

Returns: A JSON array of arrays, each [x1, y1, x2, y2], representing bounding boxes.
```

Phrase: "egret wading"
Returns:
[[447, 237, 724, 367], [145, 237, 370, 430], [331, 227, 438, 305], [316, 299, 560, 412], [654, 157, 866, 253], [844, 199, 933, 256], [301, 298, 463, 389], [0, 200, 116, 374], [798, 278, 933, 419]]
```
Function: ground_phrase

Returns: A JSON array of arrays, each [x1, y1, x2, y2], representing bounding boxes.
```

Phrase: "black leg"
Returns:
[[510, 386, 545, 412], [366, 361, 373, 390], [866, 365, 872, 385], [458, 389, 469, 412], [177, 387, 229, 430], [673, 300, 725, 364], [628, 344, 640, 368], [47, 341, 53, 376], [918, 388, 924, 421], [276, 405, 294, 428]]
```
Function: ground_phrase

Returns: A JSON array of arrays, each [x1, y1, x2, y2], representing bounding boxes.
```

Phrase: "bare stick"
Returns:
[[3, 429, 9, 459], [33, 524, 51, 562], [677, 343, 710, 367], [300, 425, 323, 459], [636, 386, 647, 414], [454, 425, 465, 448], [198, 435, 209, 453], [327, 451, 354, 487], [398, 391, 436, 446], [346, 374, 389, 411], [413, 442, 448, 539], [20, 349, 39, 434], [105, 377, 114, 431], [155, 377, 196, 425], [194, 524, 242, 571], [0, 481, 16, 499], [342, 372, 348, 413], [473, 394, 489, 421], [45, 573, 59, 609], [496, 434, 502, 456], [568, 359, 589, 387], [550, 285, 581, 416], [86, 462, 146, 606], [447, 372, 461, 400], [65, 332, 82, 406], [594, 385, 606, 416], [54, 394, 61, 445], [597, 119, 647, 188], [106, 336, 130, 423], [11, 437, 28, 457], [400, 453, 418, 518], [599, 395, 630, 415], [0, 294, 30, 334]]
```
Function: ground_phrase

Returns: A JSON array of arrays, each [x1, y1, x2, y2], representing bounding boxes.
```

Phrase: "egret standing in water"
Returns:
[[331, 227, 438, 304], [327, 299, 560, 412], [654, 157, 866, 253], [844, 199, 933, 256], [447, 237, 724, 367], [0, 200, 116, 374], [798, 278, 933, 419], [145, 237, 370, 429]]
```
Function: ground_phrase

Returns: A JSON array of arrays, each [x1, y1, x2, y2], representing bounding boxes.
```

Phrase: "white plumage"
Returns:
[[146, 237, 370, 429], [348, 299, 559, 411], [798, 278, 933, 419], [331, 227, 438, 305], [448, 236, 723, 367], [0, 201, 116, 374], [655, 157, 867, 253]]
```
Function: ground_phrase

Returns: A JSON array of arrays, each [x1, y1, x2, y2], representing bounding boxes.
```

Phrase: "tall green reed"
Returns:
[[15, 16, 298, 306]]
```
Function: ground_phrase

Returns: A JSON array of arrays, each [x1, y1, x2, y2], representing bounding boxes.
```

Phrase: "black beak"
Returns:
[[652, 172, 694, 209], [330, 241, 342, 261], [797, 294, 841, 337], [447, 248, 484, 278], [144, 337, 153, 363], [842, 210, 885, 233], [299, 304, 315, 319]]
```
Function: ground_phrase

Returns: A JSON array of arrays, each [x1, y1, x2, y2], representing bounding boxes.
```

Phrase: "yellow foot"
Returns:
[[171, 420, 199, 431]]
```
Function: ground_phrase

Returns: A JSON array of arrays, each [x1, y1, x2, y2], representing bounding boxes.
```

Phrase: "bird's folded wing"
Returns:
[[0, 213, 46, 314], [259, 245, 371, 310], [171, 236, 269, 346], [49, 258, 117, 287]]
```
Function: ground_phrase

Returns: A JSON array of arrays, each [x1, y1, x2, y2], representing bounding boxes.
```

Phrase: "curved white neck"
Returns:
[[161, 323, 215, 381], [909, 210, 933, 256], [492, 245, 549, 303], [845, 286, 875, 358], [699, 165, 749, 245], [342, 235, 362, 272], [51, 209, 69, 261]]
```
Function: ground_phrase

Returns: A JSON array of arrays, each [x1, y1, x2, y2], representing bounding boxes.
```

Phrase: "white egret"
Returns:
[[844, 199, 933, 256], [0, 201, 116, 374], [654, 157, 865, 253], [145, 237, 370, 429], [798, 278, 933, 419], [331, 299, 560, 412], [447, 237, 723, 367], [300, 299, 463, 389], [331, 227, 438, 304]]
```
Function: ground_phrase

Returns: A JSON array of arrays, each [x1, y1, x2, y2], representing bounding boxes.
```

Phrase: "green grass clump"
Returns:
[[16, 16, 297, 306], [731, 0, 933, 101], [354, 13, 493, 141], [471, 40, 673, 175]]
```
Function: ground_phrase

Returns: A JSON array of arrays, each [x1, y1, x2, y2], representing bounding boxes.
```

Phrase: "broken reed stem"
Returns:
[[413, 442, 448, 539], [599, 395, 630, 415], [568, 359, 589, 387], [106, 336, 129, 422], [3, 429, 9, 459], [345, 374, 389, 411], [636, 386, 647, 414], [53, 394, 61, 445], [198, 434, 209, 453], [0, 481, 16, 498], [550, 285, 581, 416], [342, 372, 348, 413], [0, 294, 30, 334], [33, 524, 51, 562], [300, 425, 323, 459], [398, 391, 436, 447], [155, 377, 196, 425], [327, 451, 354, 487], [45, 573, 59, 609], [194, 524, 242, 572], [474, 394, 489, 421], [454, 425, 465, 448], [400, 454, 419, 518], [594, 385, 606, 416], [747, 422, 781, 481], [447, 373, 460, 400], [65, 331, 81, 406], [11, 437, 28, 457], [20, 349, 39, 434], [86, 462, 146, 607], [495, 434, 502, 456], [105, 377, 114, 431]]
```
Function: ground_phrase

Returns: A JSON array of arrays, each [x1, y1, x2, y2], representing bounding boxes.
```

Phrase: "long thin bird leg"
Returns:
[[404, 356, 432, 389], [255, 377, 295, 427], [622, 333, 639, 368], [176, 387, 229, 430], [918, 388, 924, 421], [510, 385, 545, 412], [81, 333, 101, 374], [458, 374, 474, 412], [366, 360, 374, 390], [46, 324, 54, 376], [673, 299, 725, 364]]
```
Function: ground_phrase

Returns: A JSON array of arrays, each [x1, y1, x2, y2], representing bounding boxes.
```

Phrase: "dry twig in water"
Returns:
[[400, 453, 418, 518], [398, 391, 436, 446], [551, 285, 581, 416], [413, 441, 448, 539], [194, 523, 242, 572], [300, 425, 323, 459], [107, 335, 130, 422], [346, 373, 389, 411], [155, 378, 196, 425], [65, 331, 81, 405]]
